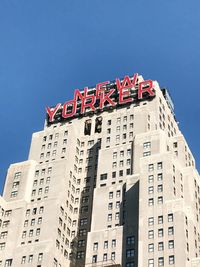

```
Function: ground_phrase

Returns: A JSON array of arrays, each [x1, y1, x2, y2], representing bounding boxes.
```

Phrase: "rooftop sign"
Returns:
[[46, 73, 155, 124]]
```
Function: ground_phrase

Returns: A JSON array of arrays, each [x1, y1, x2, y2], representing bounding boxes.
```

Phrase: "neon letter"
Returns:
[[62, 100, 77, 119], [116, 73, 138, 90], [138, 80, 154, 99], [46, 103, 61, 122], [75, 88, 96, 114]]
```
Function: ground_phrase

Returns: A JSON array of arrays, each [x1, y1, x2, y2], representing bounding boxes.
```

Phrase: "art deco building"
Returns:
[[0, 74, 200, 267]]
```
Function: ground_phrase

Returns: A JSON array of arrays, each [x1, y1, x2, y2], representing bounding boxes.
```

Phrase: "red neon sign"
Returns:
[[46, 73, 155, 123]]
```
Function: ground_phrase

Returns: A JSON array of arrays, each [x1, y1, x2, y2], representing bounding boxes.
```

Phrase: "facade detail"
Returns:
[[0, 74, 199, 267]]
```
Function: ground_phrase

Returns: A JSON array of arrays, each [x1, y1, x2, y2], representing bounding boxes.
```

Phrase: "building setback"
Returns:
[[0, 74, 200, 267]]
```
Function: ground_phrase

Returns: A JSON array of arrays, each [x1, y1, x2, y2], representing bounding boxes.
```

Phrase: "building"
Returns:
[[0, 73, 200, 267]]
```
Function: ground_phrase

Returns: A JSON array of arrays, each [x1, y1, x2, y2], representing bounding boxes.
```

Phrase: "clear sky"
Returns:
[[0, 0, 200, 192]]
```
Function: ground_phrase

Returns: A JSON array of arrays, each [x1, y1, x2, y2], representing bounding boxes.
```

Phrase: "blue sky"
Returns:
[[0, 0, 200, 192]]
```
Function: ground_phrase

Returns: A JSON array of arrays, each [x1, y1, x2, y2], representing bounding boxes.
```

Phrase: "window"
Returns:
[[92, 255, 97, 263], [143, 142, 151, 149], [111, 252, 115, 260], [148, 217, 154, 226], [158, 196, 163, 204], [10, 191, 18, 198], [158, 216, 163, 224], [12, 181, 19, 189], [158, 242, 164, 251], [38, 217, 42, 224], [169, 255, 175, 265], [112, 239, 116, 247], [46, 177, 50, 184], [28, 255, 33, 263], [104, 241, 108, 249], [36, 228, 41, 236], [112, 172, 116, 178], [158, 228, 164, 237], [127, 236, 135, 245], [77, 251, 85, 259], [93, 242, 98, 251], [100, 174, 108, 181], [126, 249, 134, 258], [168, 240, 174, 249], [107, 120, 111, 126], [157, 173, 163, 181], [157, 185, 163, 193], [158, 257, 164, 266], [157, 162, 163, 170], [31, 219, 35, 226], [5, 210, 12, 217], [116, 190, 121, 197], [143, 151, 151, 157], [148, 243, 154, 252], [126, 263, 134, 267], [0, 242, 5, 250], [78, 240, 86, 248], [108, 203, 113, 210], [38, 253, 43, 262], [103, 253, 107, 261], [39, 206, 44, 214], [127, 149, 131, 156], [148, 175, 154, 183], [2, 221, 9, 228], [113, 152, 117, 159], [168, 227, 174, 236], [116, 201, 120, 209], [108, 214, 112, 221], [21, 256, 26, 264], [14, 172, 21, 180], [148, 259, 154, 267], [115, 212, 119, 220], [148, 186, 154, 194], [148, 198, 154, 206], [168, 213, 173, 222], [127, 169, 131, 175], [148, 230, 154, 239], [4, 259, 12, 267], [109, 192, 113, 199], [119, 170, 123, 177], [148, 164, 154, 171]]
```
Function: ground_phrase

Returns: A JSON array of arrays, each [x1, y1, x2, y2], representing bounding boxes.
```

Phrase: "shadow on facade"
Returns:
[[70, 141, 101, 267], [120, 180, 139, 267]]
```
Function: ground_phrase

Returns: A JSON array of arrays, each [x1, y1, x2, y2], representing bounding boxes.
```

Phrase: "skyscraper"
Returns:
[[0, 73, 199, 267]]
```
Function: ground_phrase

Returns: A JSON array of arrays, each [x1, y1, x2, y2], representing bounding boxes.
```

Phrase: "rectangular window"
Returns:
[[143, 142, 151, 149], [127, 236, 135, 245], [148, 217, 154, 226], [158, 257, 164, 266], [93, 242, 98, 251], [100, 174, 108, 181], [157, 173, 163, 181], [148, 230, 154, 239], [168, 213, 174, 222], [169, 255, 175, 265], [148, 243, 154, 252], [158, 228, 164, 237], [158, 216, 163, 224], [148, 186, 154, 194], [148, 164, 154, 172], [148, 259, 154, 267], [126, 249, 134, 258], [148, 175, 154, 183], [157, 162, 163, 170], [158, 242, 164, 251], [148, 198, 154, 206], [104, 241, 108, 249], [168, 240, 174, 249]]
